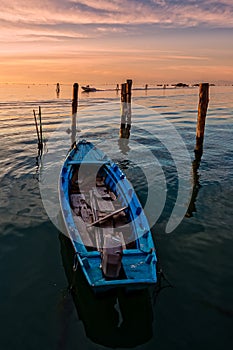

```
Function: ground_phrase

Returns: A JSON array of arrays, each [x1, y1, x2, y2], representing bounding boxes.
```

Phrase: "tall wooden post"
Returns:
[[71, 83, 79, 147], [126, 79, 132, 136], [121, 83, 127, 102], [126, 79, 132, 103], [56, 83, 60, 97], [186, 83, 209, 217], [195, 83, 209, 157], [120, 83, 127, 134], [119, 80, 132, 142], [72, 83, 79, 115], [38, 106, 43, 148]]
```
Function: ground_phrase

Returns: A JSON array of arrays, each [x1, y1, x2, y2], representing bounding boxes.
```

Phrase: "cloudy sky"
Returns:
[[1, 0, 233, 84]]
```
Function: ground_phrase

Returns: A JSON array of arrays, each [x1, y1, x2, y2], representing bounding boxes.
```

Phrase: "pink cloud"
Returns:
[[1, 0, 233, 27]]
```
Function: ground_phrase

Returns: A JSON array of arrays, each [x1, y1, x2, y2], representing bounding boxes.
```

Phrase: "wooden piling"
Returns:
[[56, 83, 60, 93], [56, 83, 60, 97], [119, 80, 132, 141], [121, 83, 127, 102], [195, 83, 209, 157], [126, 79, 132, 103], [71, 83, 79, 147], [33, 110, 40, 143], [186, 83, 209, 217], [120, 83, 127, 132], [39, 106, 43, 143], [72, 83, 79, 115], [33, 107, 43, 152]]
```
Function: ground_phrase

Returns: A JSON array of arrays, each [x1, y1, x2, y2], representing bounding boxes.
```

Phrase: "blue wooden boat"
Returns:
[[59, 140, 157, 292]]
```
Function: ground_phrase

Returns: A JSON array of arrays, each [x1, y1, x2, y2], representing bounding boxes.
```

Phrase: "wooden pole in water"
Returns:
[[126, 79, 132, 103], [38, 106, 43, 149], [121, 83, 127, 102], [33, 109, 40, 145], [56, 82, 60, 97], [126, 79, 132, 137], [72, 83, 79, 115], [71, 83, 79, 147], [186, 83, 209, 217], [119, 80, 132, 141], [195, 83, 209, 158], [120, 83, 127, 138], [33, 107, 43, 152]]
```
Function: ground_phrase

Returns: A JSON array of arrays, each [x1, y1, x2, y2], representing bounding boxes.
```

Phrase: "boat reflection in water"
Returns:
[[59, 233, 154, 348]]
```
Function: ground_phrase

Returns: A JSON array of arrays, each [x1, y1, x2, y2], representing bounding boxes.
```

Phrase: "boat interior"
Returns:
[[69, 163, 137, 254]]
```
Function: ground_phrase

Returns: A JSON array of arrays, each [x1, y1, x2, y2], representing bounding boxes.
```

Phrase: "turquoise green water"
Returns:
[[0, 84, 232, 349]]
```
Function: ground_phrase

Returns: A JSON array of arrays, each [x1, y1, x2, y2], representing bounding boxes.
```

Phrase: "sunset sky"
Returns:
[[1, 0, 233, 84]]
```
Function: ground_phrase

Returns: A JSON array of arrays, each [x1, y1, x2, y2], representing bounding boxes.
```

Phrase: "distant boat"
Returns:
[[59, 140, 157, 292], [173, 82, 189, 88], [81, 85, 97, 92]]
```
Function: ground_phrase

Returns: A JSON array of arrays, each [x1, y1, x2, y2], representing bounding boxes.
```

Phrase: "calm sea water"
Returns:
[[0, 83, 232, 350]]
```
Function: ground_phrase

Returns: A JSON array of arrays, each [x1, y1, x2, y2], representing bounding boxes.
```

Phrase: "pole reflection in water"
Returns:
[[71, 112, 77, 147], [59, 233, 154, 348], [186, 155, 201, 217]]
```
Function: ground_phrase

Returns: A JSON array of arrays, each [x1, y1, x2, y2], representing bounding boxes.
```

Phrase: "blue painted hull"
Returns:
[[59, 140, 157, 291]]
